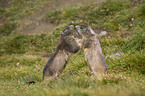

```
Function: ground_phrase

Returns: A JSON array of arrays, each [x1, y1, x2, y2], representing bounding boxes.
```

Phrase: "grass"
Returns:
[[0, 0, 145, 96]]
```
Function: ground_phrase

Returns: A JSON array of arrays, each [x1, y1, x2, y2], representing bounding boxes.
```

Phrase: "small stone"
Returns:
[[99, 31, 107, 37]]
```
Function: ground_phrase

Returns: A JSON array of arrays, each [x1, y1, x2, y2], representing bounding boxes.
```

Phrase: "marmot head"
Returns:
[[75, 25, 96, 37], [60, 25, 97, 52]]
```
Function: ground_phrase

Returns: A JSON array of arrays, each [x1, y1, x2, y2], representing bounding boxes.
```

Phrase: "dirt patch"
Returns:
[[0, 0, 12, 8], [16, 0, 106, 35], [0, 0, 12, 24]]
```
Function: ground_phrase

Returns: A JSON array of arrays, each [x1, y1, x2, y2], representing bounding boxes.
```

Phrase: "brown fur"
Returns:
[[43, 25, 108, 80], [43, 25, 81, 79], [75, 25, 108, 75]]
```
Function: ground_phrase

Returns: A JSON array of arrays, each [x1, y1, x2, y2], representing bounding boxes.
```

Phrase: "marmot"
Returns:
[[43, 25, 108, 80]]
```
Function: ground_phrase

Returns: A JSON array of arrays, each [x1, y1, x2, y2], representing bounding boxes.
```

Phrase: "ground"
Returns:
[[0, 0, 145, 96]]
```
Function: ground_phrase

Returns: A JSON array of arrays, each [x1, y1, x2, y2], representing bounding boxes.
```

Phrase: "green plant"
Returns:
[[124, 28, 145, 53]]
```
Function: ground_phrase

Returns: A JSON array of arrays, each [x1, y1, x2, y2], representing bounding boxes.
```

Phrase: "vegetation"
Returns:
[[0, 0, 145, 96]]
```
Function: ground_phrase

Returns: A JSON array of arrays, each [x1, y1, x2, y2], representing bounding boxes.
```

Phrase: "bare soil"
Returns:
[[0, 0, 12, 23], [16, 0, 105, 35], [0, 0, 12, 8]]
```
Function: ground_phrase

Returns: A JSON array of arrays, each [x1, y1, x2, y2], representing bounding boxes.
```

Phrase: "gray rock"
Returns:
[[99, 31, 107, 37]]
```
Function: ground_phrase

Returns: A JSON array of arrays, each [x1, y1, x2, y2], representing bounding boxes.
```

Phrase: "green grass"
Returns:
[[5, 0, 50, 20], [0, 0, 145, 96]]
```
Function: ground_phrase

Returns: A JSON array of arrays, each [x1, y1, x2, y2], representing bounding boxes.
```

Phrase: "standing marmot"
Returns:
[[43, 25, 108, 80]]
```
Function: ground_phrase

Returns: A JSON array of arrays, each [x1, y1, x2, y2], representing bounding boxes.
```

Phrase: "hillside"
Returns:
[[0, 0, 145, 96]]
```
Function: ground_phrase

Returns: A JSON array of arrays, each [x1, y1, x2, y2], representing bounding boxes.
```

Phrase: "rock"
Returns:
[[110, 51, 123, 58], [99, 31, 107, 37]]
